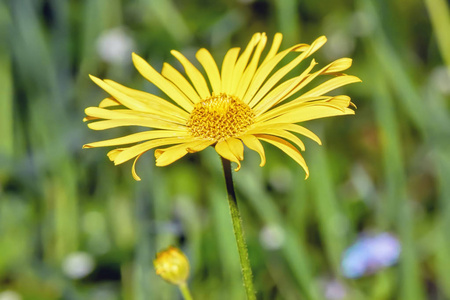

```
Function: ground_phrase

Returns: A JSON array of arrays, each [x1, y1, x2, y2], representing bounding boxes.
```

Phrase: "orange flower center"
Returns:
[[187, 93, 254, 141]]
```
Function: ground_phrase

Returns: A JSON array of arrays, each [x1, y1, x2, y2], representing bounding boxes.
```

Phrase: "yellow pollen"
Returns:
[[187, 93, 254, 141]]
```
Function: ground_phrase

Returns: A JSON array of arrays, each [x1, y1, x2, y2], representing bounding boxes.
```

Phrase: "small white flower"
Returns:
[[0, 291, 21, 300], [259, 224, 285, 250], [97, 27, 135, 64], [62, 251, 95, 279]]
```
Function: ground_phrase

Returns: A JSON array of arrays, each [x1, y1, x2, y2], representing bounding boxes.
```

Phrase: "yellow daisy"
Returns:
[[84, 33, 361, 181]]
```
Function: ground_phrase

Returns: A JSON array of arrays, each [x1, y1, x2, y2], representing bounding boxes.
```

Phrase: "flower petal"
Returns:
[[132, 53, 194, 112], [260, 102, 355, 125], [215, 140, 242, 171], [235, 34, 268, 99], [301, 75, 362, 98], [270, 59, 358, 106], [239, 134, 266, 167], [132, 152, 145, 181], [321, 58, 353, 74], [247, 128, 305, 151], [221, 47, 240, 93], [252, 59, 318, 114], [103, 79, 190, 120], [196, 48, 222, 95], [226, 138, 244, 161], [260, 33, 283, 65], [155, 140, 213, 166], [87, 118, 187, 131], [114, 137, 197, 165], [255, 95, 341, 122], [85, 106, 186, 127], [85, 107, 150, 120], [229, 33, 261, 95], [90, 75, 157, 113], [170, 50, 211, 100], [161, 62, 201, 103], [257, 135, 309, 179], [247, 37, 327, 108], [99, 97, 120, 108], [243, 36, 327, 106], [107, 148, 125, 161], [271, 123, 322, 145], [83, 130, 190, 148]]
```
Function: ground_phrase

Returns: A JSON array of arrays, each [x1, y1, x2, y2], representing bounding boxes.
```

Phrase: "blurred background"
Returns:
[[1, 0, 450, 299]]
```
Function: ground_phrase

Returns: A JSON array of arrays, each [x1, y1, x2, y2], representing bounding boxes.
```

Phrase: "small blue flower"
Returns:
[[341, 233, 401, 278]]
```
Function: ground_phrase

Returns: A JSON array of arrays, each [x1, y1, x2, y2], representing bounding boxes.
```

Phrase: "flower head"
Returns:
[[84, 33, 360, 180], [154, 246, 190, 285]]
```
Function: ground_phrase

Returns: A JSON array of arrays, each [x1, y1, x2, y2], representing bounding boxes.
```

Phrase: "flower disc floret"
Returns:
[[187, 93, 254, 142]]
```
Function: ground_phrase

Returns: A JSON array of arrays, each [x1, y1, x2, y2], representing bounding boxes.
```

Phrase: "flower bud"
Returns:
[[154, 246, 190, 285]]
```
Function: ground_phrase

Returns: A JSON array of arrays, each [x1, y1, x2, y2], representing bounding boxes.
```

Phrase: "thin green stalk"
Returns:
[[179, 282, 193, 300], [221, 158, 256, 300]]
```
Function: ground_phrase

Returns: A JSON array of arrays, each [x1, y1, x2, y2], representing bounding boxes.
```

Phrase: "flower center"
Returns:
[[187, 93, 254, 141]]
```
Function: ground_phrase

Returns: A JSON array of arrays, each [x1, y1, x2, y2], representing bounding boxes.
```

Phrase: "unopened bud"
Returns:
[[154, 246, 190, 285]]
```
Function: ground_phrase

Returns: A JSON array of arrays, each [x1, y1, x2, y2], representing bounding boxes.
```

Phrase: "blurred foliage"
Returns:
[[1, 0, 450, 299]]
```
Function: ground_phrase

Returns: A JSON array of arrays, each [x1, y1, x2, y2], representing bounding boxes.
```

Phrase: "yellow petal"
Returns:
[[255, 95, 335, 122], [87, 118, 187, 131], [321, 58, 353, 74], [114, 137, 196, 165], [90, 75, 156, 112], [257, 135, 309, 179], [154, 143, 190, 166], [215, 140, 242, 171], [132, 53, 194, 112], [132, 152, 145, 181], [85, 107, 144, 120], [85, 106, 185, 127], [170, 50, 211, 100], [247, 128, 305, 151], [303, 36, 327, 56], [239, 134, 266, 167], [229, 33, 261, 95], [107, 148, 125, 161], [268, 60, 358, 105], [260, 33, 283, 66], [273, 123, 322, 145], [83, 130, 189, 148], [161, 62, 201, 103], [99, 97, 120, 108], [260, 104, 355, 125], [103, 79, 190, 120], [247, 47, 322, 109], [325, 95, 352, 108], [155, 140, 213, 166], [220, 48, 240, 93], [186, 140, 214, 153], [300, 75, 362, 98], [244, 36, 326, 106], [242, 46, 299, 105], [196, 48, 222, 95], [83, 116, 97, 122], [235, 34, 268, 99], [155, 139, 212, 159], [226, 138, 244, 161], [252, 59, 318, 114]]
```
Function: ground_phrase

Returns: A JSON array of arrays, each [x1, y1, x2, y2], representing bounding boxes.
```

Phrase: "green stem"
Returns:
[[221, 157, 256, 300], [179, 282, 193, 300]]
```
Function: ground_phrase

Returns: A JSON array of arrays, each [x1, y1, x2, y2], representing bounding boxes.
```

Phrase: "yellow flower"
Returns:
[[154, 246, 190, 285], [84, 33, 360, 180]]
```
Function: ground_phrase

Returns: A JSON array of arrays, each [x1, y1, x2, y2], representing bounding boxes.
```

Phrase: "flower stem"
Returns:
[[221, 157, 256, 300], [179, 282, 193, 300]]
